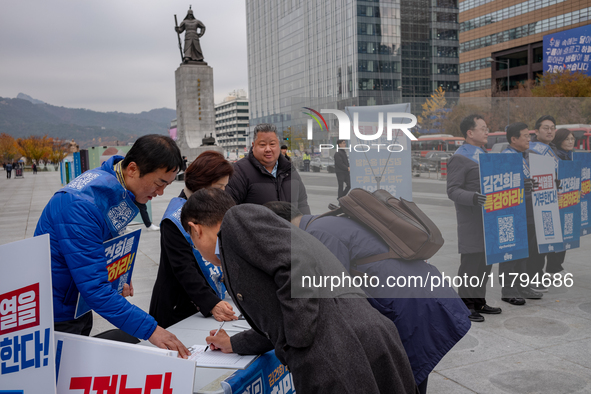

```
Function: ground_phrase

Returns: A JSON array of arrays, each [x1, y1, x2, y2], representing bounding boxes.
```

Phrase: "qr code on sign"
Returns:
[[564, 212, 573, 235], [542, 211, 554, 237], [582, 201, 588, 222], [498, 215, 515, 244]]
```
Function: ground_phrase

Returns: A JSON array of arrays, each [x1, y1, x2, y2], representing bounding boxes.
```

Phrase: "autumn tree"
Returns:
[[48, 139, 70, 165], [531, 70, 591, 97], [0, 133, 20, 163], [418, 87, 448, 134], [16, 135, 52, 165]]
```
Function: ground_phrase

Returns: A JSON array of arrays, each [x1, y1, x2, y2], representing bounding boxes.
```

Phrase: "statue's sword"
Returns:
[[174, 15, 183, 62]]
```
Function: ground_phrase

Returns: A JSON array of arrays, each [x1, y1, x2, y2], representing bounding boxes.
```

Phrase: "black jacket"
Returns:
[[148, 190, 221, 329], [226, 150, 311, 214], [334, 149, 349, 174]]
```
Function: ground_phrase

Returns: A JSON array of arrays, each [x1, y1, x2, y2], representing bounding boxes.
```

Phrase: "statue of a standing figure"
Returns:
[[175, 7, 206, 63]]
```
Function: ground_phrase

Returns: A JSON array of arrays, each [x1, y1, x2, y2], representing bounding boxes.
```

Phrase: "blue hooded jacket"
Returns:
[[34, 156, 157, 340]]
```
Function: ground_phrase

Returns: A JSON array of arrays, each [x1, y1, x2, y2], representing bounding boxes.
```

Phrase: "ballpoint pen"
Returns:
[[204, 321, 225, 352]]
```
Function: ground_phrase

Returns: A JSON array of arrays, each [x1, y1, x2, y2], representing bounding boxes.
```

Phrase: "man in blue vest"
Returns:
[[447, 114, 502, 322], [35, 135, 189, 357], [501, 122, 544, 303]]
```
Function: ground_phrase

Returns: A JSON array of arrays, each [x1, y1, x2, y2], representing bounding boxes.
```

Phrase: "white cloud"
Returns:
[[0, 0, 248, 113]]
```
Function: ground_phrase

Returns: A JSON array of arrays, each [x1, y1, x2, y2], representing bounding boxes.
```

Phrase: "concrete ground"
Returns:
[[1, 169, 590, 394]]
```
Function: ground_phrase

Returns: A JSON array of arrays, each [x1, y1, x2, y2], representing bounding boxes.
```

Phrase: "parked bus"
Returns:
[[411, 134, 465, 156]]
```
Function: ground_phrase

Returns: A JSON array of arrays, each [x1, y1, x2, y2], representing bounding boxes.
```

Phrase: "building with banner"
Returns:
[[245, 0, 459, 139], [459, 1, 591, 96], [214, 90, 250, 157]]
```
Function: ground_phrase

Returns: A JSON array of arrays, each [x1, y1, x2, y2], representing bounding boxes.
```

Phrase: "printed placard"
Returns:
[[74, 228, 141, 318], [557, 160, 582, 250], [530, 154, 563, 253], [574, 152, 591, 236], [0, 235, 56, 394], [347, 104, 413, 200], [55, 332, 195, 393], [221, 350, 295, 394], [479, 153, 528, 265]]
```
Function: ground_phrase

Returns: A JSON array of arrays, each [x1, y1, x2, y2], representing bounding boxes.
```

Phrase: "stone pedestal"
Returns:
[[175, 63, 216, 159]]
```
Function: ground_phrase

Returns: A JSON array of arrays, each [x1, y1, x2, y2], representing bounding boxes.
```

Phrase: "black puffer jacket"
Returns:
[[226, 150, 311, 214]]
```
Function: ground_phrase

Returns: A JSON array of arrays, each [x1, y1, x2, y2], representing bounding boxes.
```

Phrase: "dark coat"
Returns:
[[220, 205, 418, 394], [226, 150, 311, 214], [299, 215, 471, 386], [447, 152, 485, 254], [148, 190, 221, 328], [334, 149, 349, 174]]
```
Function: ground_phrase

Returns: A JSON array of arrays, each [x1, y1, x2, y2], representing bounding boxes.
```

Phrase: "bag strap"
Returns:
[[304, 207, 343, 230]]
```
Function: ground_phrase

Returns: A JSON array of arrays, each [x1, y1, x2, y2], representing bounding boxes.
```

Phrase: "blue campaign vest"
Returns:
[[454, 143, 486, 164], [162, 197, 226, 299], [529, 141, 559, 168], [57, 167, 138, 238], [502, 146, 530, 178]]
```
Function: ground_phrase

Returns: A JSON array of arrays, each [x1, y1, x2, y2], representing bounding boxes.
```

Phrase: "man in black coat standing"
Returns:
[[226, 123, 310, 214], [334, 139, 351, 199]]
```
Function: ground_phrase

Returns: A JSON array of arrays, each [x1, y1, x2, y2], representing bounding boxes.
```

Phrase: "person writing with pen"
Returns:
[[180, 187, 418, 393]]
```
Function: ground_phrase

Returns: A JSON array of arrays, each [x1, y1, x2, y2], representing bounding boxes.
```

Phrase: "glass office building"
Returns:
[[245, 0, 459, 136]]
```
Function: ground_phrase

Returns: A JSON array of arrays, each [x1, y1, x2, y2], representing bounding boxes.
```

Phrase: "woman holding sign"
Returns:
[[149, 151, 238, 328], [545, 128, 576, 277]]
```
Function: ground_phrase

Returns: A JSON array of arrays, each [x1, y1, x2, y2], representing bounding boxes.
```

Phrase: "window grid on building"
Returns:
[[460, 7, 591, 53]]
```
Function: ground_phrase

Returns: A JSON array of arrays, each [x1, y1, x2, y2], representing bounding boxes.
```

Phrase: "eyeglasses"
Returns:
[[472, 127, 489, 133], [540, 126, 556, 131]]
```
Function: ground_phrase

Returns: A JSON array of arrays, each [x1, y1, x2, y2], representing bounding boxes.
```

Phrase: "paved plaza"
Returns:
[[1, 170, 590, 393]]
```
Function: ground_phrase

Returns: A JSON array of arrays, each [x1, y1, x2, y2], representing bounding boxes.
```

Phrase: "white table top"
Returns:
[[143, 298, 251, 394]]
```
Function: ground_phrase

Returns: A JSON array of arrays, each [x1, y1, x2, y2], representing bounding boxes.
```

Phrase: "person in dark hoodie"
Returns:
[[264, 201, 471, 394], [226, 123, 310, 214], [181, 188, 418, 394]]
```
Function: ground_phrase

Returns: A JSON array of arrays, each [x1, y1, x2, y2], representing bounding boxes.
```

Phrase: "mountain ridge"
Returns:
[[1, 94, 176, 148]]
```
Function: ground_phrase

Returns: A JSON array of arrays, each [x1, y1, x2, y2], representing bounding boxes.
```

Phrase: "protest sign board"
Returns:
[[530, 154, 563, 253], [55, 332, 195, 393], [479, 153, 528, 265], [346, 104, 413, 200], [0, 235, 56, 394], [574, 152, 591, 236], [557, 160, 582, 250], [221, 351, 295, 394], [74, 228, 141, 319]]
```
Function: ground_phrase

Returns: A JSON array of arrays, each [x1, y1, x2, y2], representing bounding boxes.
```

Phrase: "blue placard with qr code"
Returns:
[[74, 228, 141, 319], [222, 350, 295, 394], [479, 154, 529, 265], [574, 152, 591, 236], [556, 160, 582, 250], [529, 154, 564, 253]]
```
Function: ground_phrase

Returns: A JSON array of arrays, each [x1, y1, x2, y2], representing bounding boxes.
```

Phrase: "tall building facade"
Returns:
[[459, 0, 591, 96], [245, 0, 459, 136], [214, 91, 250, 155]]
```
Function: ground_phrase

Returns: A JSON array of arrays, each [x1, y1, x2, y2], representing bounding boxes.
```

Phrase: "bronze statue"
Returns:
[[175, 7, 206, 63]]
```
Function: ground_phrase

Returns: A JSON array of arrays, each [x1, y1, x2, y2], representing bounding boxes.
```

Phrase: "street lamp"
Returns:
[[487, 57, 510, 127]]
